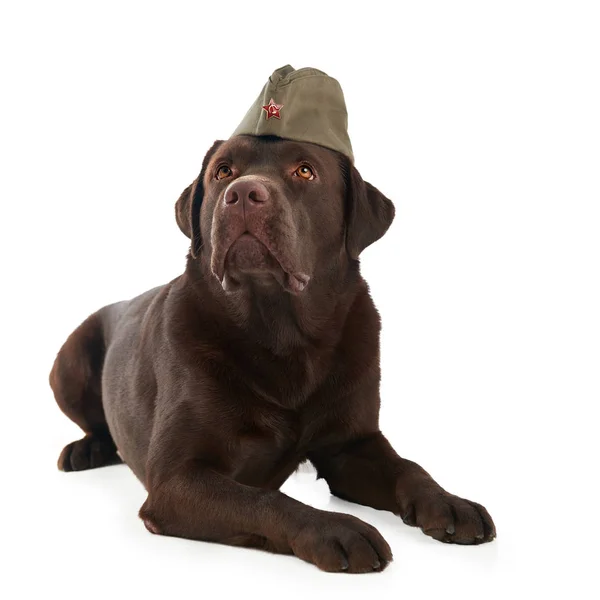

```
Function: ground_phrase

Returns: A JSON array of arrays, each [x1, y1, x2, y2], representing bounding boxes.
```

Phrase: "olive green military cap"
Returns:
[[231, 65, 354, 162]]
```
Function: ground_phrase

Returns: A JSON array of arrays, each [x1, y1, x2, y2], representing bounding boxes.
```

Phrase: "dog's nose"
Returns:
[[224, 179, 269, 207]]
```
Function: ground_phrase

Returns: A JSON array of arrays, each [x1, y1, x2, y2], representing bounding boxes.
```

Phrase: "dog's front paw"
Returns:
[[400, 489, 496, 545], [290, 512, 393, 573]]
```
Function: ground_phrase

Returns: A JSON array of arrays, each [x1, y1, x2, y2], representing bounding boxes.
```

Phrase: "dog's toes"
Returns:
[[57, 441, 76, 472], [291, 513, 393, 573], [404, 491, 496, 545], [58, 435, 121, 472], [465, 499, 496, 542]]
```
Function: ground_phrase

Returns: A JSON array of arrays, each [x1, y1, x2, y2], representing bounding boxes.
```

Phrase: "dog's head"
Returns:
[[175, 135, 394, 294]]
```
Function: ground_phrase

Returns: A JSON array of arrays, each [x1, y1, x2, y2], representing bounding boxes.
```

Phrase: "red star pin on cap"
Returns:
[[261, 98, 283, 120]]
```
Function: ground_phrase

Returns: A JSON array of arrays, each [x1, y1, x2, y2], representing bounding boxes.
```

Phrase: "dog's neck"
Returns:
[[185, 254, 362, 356]]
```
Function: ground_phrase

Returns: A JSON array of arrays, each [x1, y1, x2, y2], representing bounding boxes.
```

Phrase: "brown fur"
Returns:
[[50, 135, 495, 573]]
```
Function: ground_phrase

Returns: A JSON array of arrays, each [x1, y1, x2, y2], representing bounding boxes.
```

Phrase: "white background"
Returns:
[[1, 1, 598, 598]]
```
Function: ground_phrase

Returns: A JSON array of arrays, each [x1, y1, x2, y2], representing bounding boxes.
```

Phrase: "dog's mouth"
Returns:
[[213, 233, 310, 295]]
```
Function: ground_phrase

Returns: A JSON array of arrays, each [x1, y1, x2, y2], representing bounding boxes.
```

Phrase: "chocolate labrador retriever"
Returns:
[[50, 134, 495, 573]]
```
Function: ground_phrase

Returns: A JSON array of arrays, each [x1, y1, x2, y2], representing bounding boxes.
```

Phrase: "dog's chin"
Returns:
[[217, 234, 310, 295]]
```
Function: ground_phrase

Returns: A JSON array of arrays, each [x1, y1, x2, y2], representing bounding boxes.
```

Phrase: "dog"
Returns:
[[50, 134, 496, 573]]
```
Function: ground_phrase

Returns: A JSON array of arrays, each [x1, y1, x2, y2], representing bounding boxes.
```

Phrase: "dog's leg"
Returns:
[[138, 466, 392, 573], [50, 311, 122, 472], [309, 432, 496, 545]]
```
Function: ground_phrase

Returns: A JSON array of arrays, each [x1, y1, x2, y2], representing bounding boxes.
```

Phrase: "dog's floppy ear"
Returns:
[[175, 140, 224, 258], [344, 159, 396, 259]]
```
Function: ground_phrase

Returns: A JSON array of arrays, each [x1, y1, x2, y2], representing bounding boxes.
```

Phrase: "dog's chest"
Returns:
[[231, 344, 331, 408], [228, 402, 322, 489], [220, 344, 338, 486]]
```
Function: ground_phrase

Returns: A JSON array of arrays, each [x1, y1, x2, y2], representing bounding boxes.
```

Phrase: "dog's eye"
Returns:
[[294, 165, 315, 181], [216, 165, 232, 180]]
